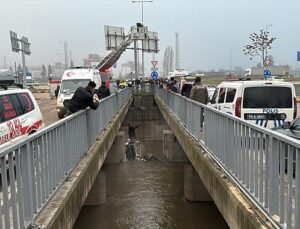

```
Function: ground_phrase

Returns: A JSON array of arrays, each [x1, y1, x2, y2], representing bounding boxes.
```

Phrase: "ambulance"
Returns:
[[56, 68, 101, 119], [0, 88, 44, 148]]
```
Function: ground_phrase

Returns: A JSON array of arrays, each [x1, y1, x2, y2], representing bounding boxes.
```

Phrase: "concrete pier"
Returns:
[[105, 131, 125, 164], [84, 169, 106, 206], [184, 163, 212, 201], [163, 130, 188, 162]]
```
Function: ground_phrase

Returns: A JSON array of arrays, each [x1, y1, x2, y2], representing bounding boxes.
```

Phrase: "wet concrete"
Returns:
[[74, 159, 229, 229]]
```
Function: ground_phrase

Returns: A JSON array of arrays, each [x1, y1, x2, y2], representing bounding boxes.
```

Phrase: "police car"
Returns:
[[210, 80, 297, 129], [0, 88, 44, 148]]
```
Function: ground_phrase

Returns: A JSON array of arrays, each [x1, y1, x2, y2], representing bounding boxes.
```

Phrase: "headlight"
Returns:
[[57, 97, 62, 103]]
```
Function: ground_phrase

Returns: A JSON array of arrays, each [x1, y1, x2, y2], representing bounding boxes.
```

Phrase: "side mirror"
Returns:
[[282, 122, 291, 129]]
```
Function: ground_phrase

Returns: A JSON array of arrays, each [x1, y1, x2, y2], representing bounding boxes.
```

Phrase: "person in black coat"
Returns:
[[97, 81, 111, 99], [63, 81, 99, 114], [128, 123, 139, 140]]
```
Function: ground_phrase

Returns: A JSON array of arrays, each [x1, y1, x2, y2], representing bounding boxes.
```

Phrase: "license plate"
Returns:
[[244, 113, 286, 120]]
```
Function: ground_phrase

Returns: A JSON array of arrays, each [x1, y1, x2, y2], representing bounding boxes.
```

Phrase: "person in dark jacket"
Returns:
[[63, 81, 99, 114], [128, 123, 139, 140], [190, 76, 208, 130], [97, 81, 111, 99]]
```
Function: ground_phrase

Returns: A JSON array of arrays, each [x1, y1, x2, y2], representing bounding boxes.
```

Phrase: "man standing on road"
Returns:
[[97, 81, 111, 99], [63, 81, 99, 114], [190, 76, 208, 130]]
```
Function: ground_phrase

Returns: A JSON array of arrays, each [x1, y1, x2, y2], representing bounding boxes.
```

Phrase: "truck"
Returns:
[[245, 65, 290, 77]]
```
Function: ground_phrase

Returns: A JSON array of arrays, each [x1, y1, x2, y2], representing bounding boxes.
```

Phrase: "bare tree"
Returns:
[[243, 30, 276, 67], [163, 46, 174, 77]]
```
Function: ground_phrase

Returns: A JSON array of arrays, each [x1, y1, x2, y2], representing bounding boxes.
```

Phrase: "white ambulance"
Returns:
[[0, 88, 44, 148], [56, 68, 101, 119], [210, 80, 297, 129]]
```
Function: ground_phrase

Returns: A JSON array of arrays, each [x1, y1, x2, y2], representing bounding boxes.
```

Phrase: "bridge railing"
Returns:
[[0, 88, 131, 229], [156, 88, 300, 229]]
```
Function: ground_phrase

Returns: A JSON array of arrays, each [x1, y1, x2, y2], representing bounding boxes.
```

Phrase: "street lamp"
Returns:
[[265, 24, 273, 66], [131, 0, 153, 78], [131, 0, 153, 23]]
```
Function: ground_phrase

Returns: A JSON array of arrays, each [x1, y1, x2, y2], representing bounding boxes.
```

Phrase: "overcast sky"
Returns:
[[0, 0, 300, 75]]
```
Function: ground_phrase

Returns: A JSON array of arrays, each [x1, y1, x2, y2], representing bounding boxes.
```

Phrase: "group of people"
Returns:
[[165, 76, 208, 130], [63, 81, 111, 114], [165, 76, 209, 105]]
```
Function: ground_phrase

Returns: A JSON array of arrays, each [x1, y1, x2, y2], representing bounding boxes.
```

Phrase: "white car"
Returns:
[[210, 80, 296, 129], [0, 88, 44, 148]]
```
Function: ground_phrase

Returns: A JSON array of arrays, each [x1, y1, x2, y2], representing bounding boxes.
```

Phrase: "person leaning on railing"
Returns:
[[63, 81, 100, 115]]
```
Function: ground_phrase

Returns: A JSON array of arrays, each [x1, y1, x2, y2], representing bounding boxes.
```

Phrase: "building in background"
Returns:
[[83, 54, 104, 67]]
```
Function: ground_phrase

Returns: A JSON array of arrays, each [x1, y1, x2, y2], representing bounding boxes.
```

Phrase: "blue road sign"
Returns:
[[151, 71, 158, 80], [297, 51, 300, 61], [264, 69, 271, 79]]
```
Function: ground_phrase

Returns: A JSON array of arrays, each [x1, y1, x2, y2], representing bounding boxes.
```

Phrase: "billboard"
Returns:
[[142, 31, 159, 53], [104, 25, 126, 50], [10, 31, 20, 52]]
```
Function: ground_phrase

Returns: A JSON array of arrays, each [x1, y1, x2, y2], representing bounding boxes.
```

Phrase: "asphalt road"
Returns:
[[35, 93, 59, 126]]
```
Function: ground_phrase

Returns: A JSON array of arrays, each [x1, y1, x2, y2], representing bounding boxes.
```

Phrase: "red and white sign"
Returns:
[[151, 61, 158, 68]]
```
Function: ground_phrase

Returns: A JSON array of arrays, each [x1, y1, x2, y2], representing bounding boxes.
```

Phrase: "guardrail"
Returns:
[[155, 88, 300, 229], [0, 88, 132, 229]]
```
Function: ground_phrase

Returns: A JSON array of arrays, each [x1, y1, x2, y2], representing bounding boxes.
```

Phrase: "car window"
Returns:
[[225, 88, 236, 103], [17, 93, 34, 113], [0, 95, 19, 122], [243, 87, 292, 108], [218, 88, 226, 103], [10, 94, 23, 116], [210, 88, 219, 104]]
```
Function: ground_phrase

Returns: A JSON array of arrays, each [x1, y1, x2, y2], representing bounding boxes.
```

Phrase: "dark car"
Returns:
[[272, 116, 300, 140], [272, 117, 300, 176]]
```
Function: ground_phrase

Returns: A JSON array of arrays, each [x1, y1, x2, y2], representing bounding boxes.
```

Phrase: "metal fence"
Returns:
[[156, 88, 300, 229], [0, 88, 131, 229]]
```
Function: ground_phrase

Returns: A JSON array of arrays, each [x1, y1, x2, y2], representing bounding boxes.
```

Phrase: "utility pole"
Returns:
[[175, 32, 180, 70], [59, 41, 69, 70]]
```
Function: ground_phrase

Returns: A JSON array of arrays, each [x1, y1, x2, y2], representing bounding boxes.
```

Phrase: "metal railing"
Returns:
[[156, 88, 300, 229], [0, 88, 131, 229]]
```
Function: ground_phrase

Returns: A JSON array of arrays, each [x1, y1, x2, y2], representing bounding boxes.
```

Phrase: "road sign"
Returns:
[[151, 71, 158, 80], [151, 67, 158, 71], [151, 60, 158, 68], [297, 51, 300, 61], [264, 69, 271, 79], [265, 58, 270, 66]]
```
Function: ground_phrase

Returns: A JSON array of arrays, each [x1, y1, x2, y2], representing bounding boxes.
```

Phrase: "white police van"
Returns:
[[210, 80, 297, 129], [56, 67, 101, 119]]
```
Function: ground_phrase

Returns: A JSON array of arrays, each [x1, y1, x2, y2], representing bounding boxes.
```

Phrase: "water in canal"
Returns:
[[74, 157, 229, 229]]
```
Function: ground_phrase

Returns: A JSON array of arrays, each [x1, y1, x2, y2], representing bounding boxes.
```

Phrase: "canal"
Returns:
[[74, 158, 229, 229]]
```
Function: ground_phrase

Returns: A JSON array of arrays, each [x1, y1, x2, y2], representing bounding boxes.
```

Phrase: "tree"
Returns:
[[162, 46, 174, 77], [243, 30, 276, 67], [17, 64, 22, 73], [48, 65, 53, 80], [41, 64, 47, 79]]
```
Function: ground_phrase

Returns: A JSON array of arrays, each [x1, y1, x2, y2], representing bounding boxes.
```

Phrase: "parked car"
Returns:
[[0, 88, 44, 148], [210, 80, 297, 129], [272, 116, 300, 140]]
